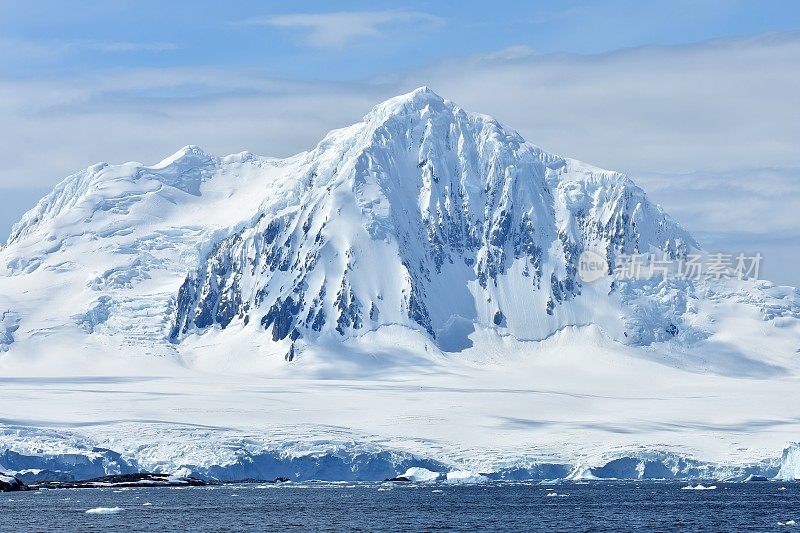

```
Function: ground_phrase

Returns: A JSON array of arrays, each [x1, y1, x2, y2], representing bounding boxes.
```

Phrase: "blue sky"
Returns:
[[4, 0, 800, 78], [1, 0, 799, 283]]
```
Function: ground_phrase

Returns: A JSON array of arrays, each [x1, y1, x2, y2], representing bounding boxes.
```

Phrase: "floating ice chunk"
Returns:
[[85, 507, 124, 514], [681, 484, 717, 490], [400, 467, 441, 483], [445, 470, 488, 484]]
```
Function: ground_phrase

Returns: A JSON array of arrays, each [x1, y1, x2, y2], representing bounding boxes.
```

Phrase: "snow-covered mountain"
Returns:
[[2, 87, 796, 363], [169, 87, 700, 357], [1, 88, 800, 482]]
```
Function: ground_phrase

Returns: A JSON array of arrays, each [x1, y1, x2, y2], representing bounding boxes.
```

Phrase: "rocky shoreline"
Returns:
[[0, 473, 28, 492], [0, 472, 293, 492]]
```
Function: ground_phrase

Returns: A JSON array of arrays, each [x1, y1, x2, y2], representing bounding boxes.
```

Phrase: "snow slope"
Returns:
[[0, 88, 799, 481]]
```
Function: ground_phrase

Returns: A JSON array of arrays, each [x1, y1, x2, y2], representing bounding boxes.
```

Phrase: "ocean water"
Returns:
[[1, 481, 798, 532]]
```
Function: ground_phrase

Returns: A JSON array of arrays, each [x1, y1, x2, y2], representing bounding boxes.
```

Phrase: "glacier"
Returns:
[[1, 87, 799, 483]]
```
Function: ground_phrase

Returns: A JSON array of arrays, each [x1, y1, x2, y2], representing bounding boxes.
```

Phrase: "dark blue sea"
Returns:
[[2, 481, 798, 532]]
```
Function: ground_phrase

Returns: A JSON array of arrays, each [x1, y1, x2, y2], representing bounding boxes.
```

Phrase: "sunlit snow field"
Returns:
[[1, 325, 799, 480]]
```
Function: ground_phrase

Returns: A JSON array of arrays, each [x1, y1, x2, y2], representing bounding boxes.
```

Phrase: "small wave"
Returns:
[[777, 520, 796, 526]]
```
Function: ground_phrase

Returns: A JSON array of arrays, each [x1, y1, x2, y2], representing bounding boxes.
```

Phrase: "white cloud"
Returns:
[[635, 167, 800, 286], [78, 41, 178, 53], [401, 32, 800, 175], [0, 37, 177, 60], [473, 45, 538, 62], [238, 10, 444, 48], [2, 32, 798, 181], [528, 6, 589, 25]]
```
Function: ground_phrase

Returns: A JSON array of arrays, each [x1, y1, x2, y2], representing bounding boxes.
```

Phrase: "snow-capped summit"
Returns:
[[0, 88, 797, 367], [6, 144, 219, 248], [152, 144, 214, 169]]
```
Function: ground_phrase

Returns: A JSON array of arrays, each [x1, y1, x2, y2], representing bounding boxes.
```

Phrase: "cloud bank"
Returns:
[[238, 11, 445, 48], [1, 32, 798, 282]]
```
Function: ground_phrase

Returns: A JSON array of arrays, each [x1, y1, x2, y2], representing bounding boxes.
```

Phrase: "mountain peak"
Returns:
[[162, 87, 704, 351], [399, 85, 442, 101], [365, 86, 449, 121], [152, 145, 214, 170], [407, 85, 439, 99]]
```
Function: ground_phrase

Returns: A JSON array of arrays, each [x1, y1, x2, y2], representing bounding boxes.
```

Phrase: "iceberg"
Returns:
[[777, 443, 800, 480], [681, 484, 717, 490], [397, 467, 441, 483], [85, 507, 124, 515], [445, 471, 488, 484]]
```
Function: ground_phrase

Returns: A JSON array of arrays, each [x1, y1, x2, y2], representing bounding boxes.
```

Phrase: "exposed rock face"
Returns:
[[31, 472, 207, 489], [0, 472, 28, 492]]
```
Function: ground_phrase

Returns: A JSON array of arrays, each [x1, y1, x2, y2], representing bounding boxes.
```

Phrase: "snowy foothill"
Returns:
[[0, 88, 799, 483]]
